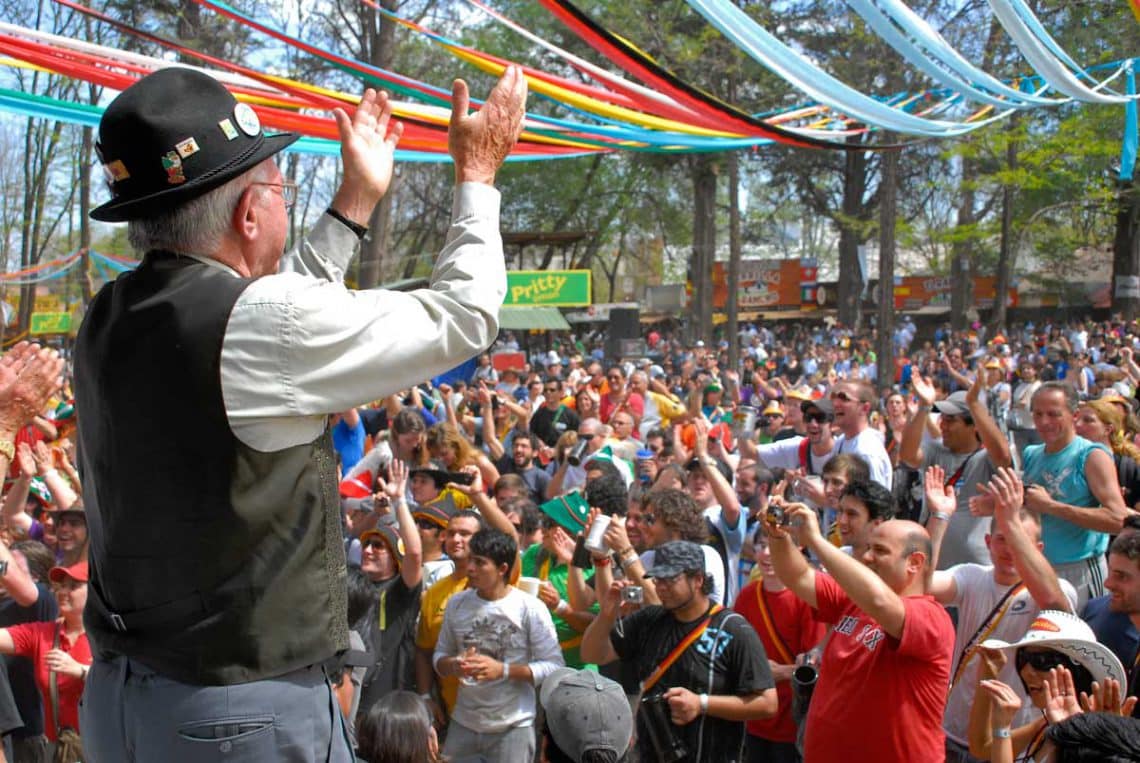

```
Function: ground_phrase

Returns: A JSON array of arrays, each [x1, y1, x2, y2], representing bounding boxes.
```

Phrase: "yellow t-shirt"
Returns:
[[415, 573, 468, 713]]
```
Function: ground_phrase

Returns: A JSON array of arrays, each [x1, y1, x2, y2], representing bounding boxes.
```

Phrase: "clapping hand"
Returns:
[[977, 679, 1024, 729], [378, 459, 408, 502], [331, 89, 404, 215], [1042, 666, 1083, 725], [977, 468, 1024, 526], [910, 375, 936, 407], [448, 66, 528, 185], [1079, 678, 1139, 717], [923, 464, 956, 520]]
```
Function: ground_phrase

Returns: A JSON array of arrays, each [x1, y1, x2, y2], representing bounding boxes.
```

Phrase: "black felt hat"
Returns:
[[91, 67, 298, 222]]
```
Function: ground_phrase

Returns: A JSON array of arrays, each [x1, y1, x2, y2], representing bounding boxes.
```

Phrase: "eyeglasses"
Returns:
[[415, 519, 441, 531], [831, 391, 857, 403], [250, 181, 297, 209], [804, 412, 831, 424], [1016, 649, 1076, 673], [362, 538, 390, 552], [628, 513, 655, 526]]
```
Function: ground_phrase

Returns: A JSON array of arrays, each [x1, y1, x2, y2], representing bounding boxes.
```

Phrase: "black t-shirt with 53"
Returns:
[[610, 603, 773, 762]]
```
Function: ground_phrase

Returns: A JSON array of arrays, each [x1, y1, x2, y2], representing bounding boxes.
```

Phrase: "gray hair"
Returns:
[[126, 161, 270, 254], [1031, 381, 1080, 413]]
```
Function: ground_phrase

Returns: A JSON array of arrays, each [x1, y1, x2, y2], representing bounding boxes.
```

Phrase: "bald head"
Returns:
[[864, 520, 933, 595]]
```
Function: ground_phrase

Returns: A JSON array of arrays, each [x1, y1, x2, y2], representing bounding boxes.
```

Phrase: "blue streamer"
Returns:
[[1122, 62, 1137, 184], [845, 0, 1059, 109], [685, 0, 1012, 137]]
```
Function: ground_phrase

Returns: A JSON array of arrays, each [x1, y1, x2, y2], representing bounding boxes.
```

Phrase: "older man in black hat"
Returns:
[[74, 63, 527, 761]]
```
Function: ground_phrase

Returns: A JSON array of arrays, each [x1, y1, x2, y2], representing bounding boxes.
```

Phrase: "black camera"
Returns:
[[639, 694, 688, 762], [566, 439, 591, 467], [757, 415, 772, 429]]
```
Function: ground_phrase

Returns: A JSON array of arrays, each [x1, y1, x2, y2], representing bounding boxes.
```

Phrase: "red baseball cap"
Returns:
[[49, 561, 89, 584]]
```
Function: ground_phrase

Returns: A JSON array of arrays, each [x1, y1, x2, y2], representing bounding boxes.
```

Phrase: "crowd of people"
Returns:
[[3, 59, 1140, 763]]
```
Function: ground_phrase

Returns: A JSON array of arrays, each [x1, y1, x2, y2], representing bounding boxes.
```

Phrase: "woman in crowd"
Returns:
[[0, 561, 90, 754], [1008, 362, 1043, 462], [967, 611, 1129, 762], [355, 691, 441, 763], [1073, 398, 1140, 510], [426, 423, 499, 491], [573, 388, 599, 422]]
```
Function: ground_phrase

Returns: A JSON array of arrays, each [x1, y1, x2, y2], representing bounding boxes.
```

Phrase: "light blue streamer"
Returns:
[[1122, 62, 1137, 183], [846, 0, 1060, 108], [686, 0, 1012, 137], [1003, 0, 1091, 81], [988, 0, 1131, 104]]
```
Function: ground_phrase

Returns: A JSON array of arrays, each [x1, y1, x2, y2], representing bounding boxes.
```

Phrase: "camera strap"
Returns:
[[640, 604, 724, 695], [754, 586, 795, 665], [950, 580, 1026, 688]]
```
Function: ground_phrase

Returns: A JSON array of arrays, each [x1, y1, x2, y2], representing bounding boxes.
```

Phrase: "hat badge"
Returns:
[[233, 103, 261, 137], [161, 151, 186, 185]]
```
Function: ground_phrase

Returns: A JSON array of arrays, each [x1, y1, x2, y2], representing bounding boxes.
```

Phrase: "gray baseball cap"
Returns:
[[644, 540, 706, 579], [932, 391, 971, 417], [540, 668, 632, 760]]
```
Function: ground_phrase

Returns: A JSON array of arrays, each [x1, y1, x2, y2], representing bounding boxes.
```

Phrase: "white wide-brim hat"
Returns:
[[980, 610, 1126, 686]]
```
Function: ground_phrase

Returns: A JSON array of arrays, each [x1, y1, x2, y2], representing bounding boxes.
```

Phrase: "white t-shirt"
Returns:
[[755, 436, 837, 475], [433, 587, 564, 734], [424, 558, 456, 589], [640, 544, 727, 605], [833, 428, 892, 490], [704, 505, 746, 606], [942, 563, 1078, 745]]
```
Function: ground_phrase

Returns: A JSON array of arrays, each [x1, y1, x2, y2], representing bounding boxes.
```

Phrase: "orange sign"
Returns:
[[712, 259, 804, 309], [893, 276, 1018, 310]]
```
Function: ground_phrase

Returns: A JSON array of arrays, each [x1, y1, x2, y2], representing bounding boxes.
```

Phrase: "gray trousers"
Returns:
[[442, 721, 534, 763], [79, 657, 354, 763]]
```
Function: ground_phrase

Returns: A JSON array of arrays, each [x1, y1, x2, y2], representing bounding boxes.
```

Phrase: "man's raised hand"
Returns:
[[331, 89, 404, 223], [448, 66, 528, 186]]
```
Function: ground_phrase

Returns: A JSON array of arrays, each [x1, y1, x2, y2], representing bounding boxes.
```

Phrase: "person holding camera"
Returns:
[[580, 540, 777, 762], [733, 523, 827, 763], [766, 502, 953, 762]]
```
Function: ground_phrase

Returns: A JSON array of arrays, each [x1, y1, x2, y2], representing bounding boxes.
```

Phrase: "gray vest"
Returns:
[[74, 252, 347, 685]]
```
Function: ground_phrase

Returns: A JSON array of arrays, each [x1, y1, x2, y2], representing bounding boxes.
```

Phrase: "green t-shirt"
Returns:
[[521, 543, 599, 670]]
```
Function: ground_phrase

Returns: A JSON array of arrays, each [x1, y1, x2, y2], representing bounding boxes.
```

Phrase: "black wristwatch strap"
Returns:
[[326, 207, 368, 240]]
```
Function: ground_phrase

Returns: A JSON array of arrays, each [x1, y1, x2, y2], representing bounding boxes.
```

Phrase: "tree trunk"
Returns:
[[691, 156, 718, 345], [992, 124, 1019, 332], [951, 165, 976, 331], [876, 146, 898, 392], [727, 152, 742, 372], [1113, 180, 1140, 320], [837, 140, 867, 329]]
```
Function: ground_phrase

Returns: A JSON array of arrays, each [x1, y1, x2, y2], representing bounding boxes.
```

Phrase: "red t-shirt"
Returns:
[[804, 574, 953, 763], [733, 581, 827, 742], [8, 620, 92, 741], [599, 391, 644, 425]]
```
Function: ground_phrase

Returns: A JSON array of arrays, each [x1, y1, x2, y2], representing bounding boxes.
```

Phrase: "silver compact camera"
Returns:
[[621, 585, 644, 604]]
